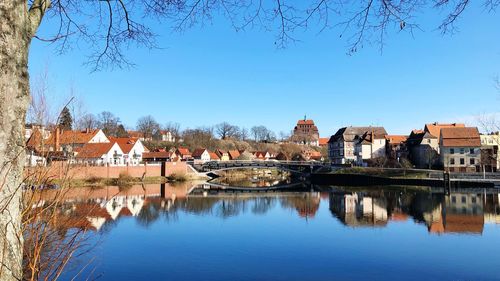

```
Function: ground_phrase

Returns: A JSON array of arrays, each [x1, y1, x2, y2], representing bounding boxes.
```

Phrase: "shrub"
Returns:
[[86, 175, 103, 184], [167, 173, 187, 182], [115, 172, 135, 187]]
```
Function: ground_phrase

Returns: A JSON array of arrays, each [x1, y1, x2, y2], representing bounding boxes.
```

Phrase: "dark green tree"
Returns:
[[58, 107, 73, 130]]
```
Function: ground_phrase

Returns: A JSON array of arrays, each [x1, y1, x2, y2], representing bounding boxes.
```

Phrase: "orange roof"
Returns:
[[228, 150, 240, 159], [47, 129, 101, 145], [319, 137, 329, 146], [26, 128, 46, 152], [385, 135, 408, 144], [390, 212, 409, 222], [440, 127, 480, 147], [209, 151, 220, 160], [297, 119, 315, 125], [176, 147, 191, 156], [142, 151, 172, 159], [425, 122, 465, 139], [109, 137, 142, 154], [76, 142, 116, 158], [444, 214, 483, 234]]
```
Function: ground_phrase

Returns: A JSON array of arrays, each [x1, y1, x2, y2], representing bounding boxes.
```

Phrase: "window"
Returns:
[[460, 158, 465, 165], [470, 158, 475, 165], [470, 148, 475, 154], [450, 158, 455, 165], [450, 148, 455, 154], [461, 196, 466, 203], [460, 148, 465, 154], [471, 196, 477, 204], [452, 196, 456, 203]]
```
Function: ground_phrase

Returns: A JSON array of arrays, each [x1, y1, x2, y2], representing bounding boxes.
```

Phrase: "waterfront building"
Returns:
[[109, 137, 148, 166], [354, 130, 387, 166], [175, 147, 192, 160], [439, 127, 481, 172], [407, 123, 464, 169], [385, 135, 408, 160], [192, 148, 211, 162], [480, 132, 500, 172], [75, 142, 125, 166], [291, 118, 320, 146], [328, 126, 387, 164]]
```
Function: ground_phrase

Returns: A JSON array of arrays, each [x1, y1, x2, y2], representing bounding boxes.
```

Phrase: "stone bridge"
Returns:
[[194, 160, 328, 175]]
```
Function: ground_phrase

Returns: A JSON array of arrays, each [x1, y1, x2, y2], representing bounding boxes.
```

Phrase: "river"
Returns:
[[36, 182, 500, 281]]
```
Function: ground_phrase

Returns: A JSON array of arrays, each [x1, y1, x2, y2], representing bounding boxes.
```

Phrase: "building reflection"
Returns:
[[32, 184, 500, 235]]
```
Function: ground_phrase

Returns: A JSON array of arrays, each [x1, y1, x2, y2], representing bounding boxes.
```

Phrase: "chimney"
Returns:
[[86, 128, 90, 133], [55, 126, 61, 151]]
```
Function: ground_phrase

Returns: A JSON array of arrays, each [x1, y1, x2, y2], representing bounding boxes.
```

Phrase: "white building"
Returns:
[[192, 148, 211, 163], [109, 137, 148, 165], [328, 126, 387, 164], [75, 142, 125, 166], [354, 131, 387, 166]]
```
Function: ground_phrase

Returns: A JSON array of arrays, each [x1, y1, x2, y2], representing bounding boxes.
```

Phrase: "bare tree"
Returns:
[[136, 115, 160, 140], [163, 122, 181, 142], [76, 113, 98, 131], [215, 122, 238, 139], [1, 0, 498, 279]]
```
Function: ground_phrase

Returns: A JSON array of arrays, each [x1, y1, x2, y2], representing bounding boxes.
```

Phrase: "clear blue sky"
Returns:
[[28, 3, 500, 136]]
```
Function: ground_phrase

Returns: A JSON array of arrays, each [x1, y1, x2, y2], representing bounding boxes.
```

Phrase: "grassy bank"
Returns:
[[331, 167, 432, 179]]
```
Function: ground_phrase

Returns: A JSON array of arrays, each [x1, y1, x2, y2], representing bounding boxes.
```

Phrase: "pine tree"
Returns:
[[58, 106, 73, 130]]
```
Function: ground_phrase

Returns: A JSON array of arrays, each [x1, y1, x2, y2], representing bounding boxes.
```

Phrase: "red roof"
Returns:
[[425, 122, 465, 139], [142, 151, 172, 159], [385, 135, 408, 144], [297, 119, 315, 125], [109, 137, 142, 154], [440, 127, 480, 147], [176, 147, 191, 156], [192, 148, 207, 158], [209, 151, 220, 160], [228, 150, 240, 159], [319, 138, 329, 146], [47, 129, 101, 145], [76, 142, 116, 159]]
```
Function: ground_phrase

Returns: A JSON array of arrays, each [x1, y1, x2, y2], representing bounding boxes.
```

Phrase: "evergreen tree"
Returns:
[[58, 107, 73, 130]]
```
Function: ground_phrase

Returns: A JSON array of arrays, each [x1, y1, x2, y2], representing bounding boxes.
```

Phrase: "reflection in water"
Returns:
[[35, 184, 500, 236]]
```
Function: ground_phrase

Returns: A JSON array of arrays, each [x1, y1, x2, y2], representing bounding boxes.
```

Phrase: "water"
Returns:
[[46, 183, 500, 281]]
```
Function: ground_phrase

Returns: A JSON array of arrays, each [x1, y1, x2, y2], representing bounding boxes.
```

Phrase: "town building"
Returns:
[[328, 126, 387, 164], [159, 130, 175, 142], [192, 148, 211, 163], [291, 118, 320, 146], [480, 133, 500, 172], [175, 147, 192, 161], [47, 128, 110, 153], [109, 137, 148, 165], [215, 149, 230, 161], [407, 123, 464, 169], [75, 142, 124, 166], [227, 150, 241, 160], [354, 131, 387, 166], [439, 127, 481, 172], [385, 135, 408, 160]]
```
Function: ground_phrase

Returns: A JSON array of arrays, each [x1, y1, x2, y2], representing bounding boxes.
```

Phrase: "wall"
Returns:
[[25, 162, 190, 180]]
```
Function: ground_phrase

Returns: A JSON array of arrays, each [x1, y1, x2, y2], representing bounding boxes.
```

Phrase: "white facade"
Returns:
[[124, 140, 147, 166], [76, 142, 125, 166], [355, 138, 387, 165], [89, 130, 110, 143], [193, 149, 211, 163]]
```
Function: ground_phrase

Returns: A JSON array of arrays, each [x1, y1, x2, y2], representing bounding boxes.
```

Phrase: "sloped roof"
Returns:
[[109, 137, 143, 154], [228, 150, 240, 159], [176, 147, 191, 156], [26, 127, 46, 152], [192, 148, 207, 158], [385, 135, 408, 144], [47, 129, 101, 145], [425, 122, 465, 139], [142, 151, 172, 159], [76, 142, 117, 159], [209, 151, 220, 160], [329, 126, 387, 142], [319, 137, 329, 146], [440, 127, 480, 147]]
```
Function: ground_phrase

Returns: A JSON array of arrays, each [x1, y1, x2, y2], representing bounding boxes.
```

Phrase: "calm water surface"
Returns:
[[51, 183, 500, 281]]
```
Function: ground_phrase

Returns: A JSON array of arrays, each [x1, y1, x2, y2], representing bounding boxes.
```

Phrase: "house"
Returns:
[[227, 150, 241, 160], [302, 149, 323, 161], [46, 128, 109, 153], [275, 152, 289, 161], [109, 137, 148, 165], [192, 148, 211, 163], [175, 147, 192, 160], [25, 127, 48, 167], [328, 126, 387, 164], [159, 130, 175, 142], [215, 149, 230, 161], [439, 127, 481, 172], [291, 118, 320, 146], [480, 133, 500, 172], [385, 135, 408, 160], [354, 131, 387, 165], [75, 142, 124, 166], [254, 151, 270, 160], [142, 151, 174, 162], [407, 123, 465, 169]]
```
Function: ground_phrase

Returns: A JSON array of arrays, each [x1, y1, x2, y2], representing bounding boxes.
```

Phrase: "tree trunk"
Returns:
[[0, 1, 32, 280]]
